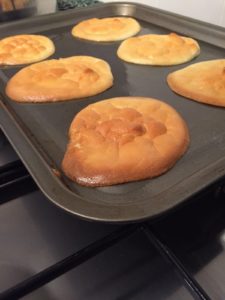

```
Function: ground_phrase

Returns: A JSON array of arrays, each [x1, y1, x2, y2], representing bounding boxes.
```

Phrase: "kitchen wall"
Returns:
[[103, 0, 225, 26]]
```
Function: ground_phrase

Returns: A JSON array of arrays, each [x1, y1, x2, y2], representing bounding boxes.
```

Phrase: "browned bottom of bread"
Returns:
[[0, 34, 55, 65], [167, 59, 225, 107], [72, 17, 141, 42], [62, 97, 190, 187], [117, 33, 200, 65], [6, 56, 113, 102]]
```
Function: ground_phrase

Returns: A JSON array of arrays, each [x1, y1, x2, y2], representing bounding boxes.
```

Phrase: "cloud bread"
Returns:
[[167, 59, 225, 107], [71, 17, 141, 42], [62, 97, 190, 187], [6, 56, 113, 102], [0, 34, 55, 65], [117, 33, 200, 65]]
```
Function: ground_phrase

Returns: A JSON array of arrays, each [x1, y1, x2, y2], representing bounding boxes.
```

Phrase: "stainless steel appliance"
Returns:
[[2, 130, 225, 299], [1, 3, 225, 299]]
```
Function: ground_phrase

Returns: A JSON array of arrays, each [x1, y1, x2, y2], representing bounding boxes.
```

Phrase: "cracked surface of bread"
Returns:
[[0, 34, 55, 65], [167, 59, 225, 107], [62, 97, 190, 186], [6, 56, 113, 102], [117, 33, 200, 65], [72, 17, 141, 42]]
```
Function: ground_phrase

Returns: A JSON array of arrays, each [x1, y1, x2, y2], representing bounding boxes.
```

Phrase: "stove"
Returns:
[[1, 3, 225, 299], [1, 129, 225, 300]]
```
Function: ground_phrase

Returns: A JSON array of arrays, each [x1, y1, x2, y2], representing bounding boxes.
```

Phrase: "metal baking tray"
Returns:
[[1, 2, 225, 223]]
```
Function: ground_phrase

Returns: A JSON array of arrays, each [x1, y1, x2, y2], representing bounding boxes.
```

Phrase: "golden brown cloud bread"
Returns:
[[71, 17, 141, 42], [117, 33, 200, 65], [0, 34, 55, 65], [6, 56, 113, 102], [62, 97, 189, 187], [167, 59, 225, 107]]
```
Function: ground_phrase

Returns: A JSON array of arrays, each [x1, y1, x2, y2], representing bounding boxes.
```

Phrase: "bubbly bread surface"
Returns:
[[167, 59, 225, 107], [117, 33, 200, 65], [6, 56, 113, 102], [0, 34, 55, 65], [72, 17, 141, 42], [62, 97, 190, 187]]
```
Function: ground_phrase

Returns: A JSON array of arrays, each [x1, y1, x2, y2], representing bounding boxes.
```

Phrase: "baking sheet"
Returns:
[[1, 2, 225, 222]]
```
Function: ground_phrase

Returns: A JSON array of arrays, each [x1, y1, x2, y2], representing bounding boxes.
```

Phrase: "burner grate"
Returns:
[[0, 142, 212, 300], [142, 225, 210, 300], [0, 160, 37, 204], [0, 225, 138, 300], [0, 219, 211, 300]]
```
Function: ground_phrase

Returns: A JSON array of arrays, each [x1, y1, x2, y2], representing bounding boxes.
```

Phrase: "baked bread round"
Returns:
[[117, 33, 200, 65], [6, 56, 113, 102], [62, 97, 190, 187], [167, 59, 225, 107], [71, 17, 141, 42], [0, 34, 55, 65]]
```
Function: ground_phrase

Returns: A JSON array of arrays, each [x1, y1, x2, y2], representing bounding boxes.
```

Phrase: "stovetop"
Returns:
[[1, 129, 225, 300], [1, 4, 225, 299]]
